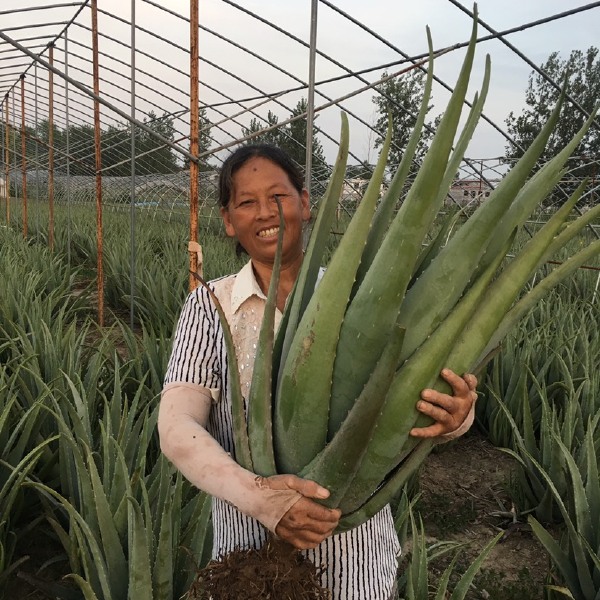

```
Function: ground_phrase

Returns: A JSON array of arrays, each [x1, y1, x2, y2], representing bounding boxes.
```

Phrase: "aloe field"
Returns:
[[0, 186, 597, 599]]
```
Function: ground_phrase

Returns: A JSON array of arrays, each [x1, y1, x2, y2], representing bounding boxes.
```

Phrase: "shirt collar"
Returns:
[[231, 260, 267, 314]]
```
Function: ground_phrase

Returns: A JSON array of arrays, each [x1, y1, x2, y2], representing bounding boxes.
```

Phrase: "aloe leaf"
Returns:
[[274, 113, 350, 379], [354, 28, 435, 288], [541, 189, 600, 262], [449, 532, 503, 600], [190, 271, 252, 471], [65, 574, 101, 600], [336, 440, 434, 531], [523, 447, 596, 597], [340, 231, 512, 514], [274, 113, 393, 474], [153, 499, 174, 600], [328, 16, 480, 437], [397, 90, 571, 365], [26, 482, 114, 600], [433, 553, 460, 600], [477, 239, 600, 364], [411, 205, 462, 284], [300, 323, 405, 507], [476, 106, 597, 276], [246, 199, 285, 476], [85, 445, 128, 598], [444, 176, 588, 381], [127, 497, 154, 599]]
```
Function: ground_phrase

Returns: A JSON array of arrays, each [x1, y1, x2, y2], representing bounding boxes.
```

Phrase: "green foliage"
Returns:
[[505, 46, 600, 195], [397, 507, 502, 600], [372, 68, 436, 172], [241, 98, 328, 175], [527, 426, 600, 600], [478, 288, 600, 523]]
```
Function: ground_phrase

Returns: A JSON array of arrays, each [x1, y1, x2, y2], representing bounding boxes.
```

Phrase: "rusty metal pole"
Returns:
[[91, 0, 104, 326], [48, 43, 55, 251], [188, 0, 200, 291], [5, 95, 10, 223], [20, 74, 28, 238]]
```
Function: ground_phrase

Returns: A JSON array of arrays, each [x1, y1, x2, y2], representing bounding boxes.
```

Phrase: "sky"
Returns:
[[1, 0, 599, 172]]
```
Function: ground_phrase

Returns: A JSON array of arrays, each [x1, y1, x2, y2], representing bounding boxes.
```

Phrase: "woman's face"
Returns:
[[221, 156, 310, 267]]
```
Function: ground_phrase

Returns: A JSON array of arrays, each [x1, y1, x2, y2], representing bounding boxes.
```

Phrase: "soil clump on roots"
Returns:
[[187, 536, 331, 599]]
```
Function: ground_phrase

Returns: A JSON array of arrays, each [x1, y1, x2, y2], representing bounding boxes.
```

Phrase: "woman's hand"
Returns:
[[256, 474, 341, 549], [410, 369, 478, 438]]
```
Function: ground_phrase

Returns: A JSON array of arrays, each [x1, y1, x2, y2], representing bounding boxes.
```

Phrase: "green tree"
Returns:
[[185, 107, 214, 171], [137, 111, 179, 174], [505, 47, 600, 201], [372, 69, 435, 171], [242, 110, 283, 147], [241, 99, 328, 175]]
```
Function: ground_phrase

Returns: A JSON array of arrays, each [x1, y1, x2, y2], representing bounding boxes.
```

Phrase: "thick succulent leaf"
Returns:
[[246, 200, 285, 476], [190, 271, 252, 472], [354, 29, 435, 288], [299, 323, 405, 507], [274, 113, 350, 378], [328, 16, 480, 437], [397, 88, 569, 365], [274, 114, 393, 474], [339, 232, 511, 514]]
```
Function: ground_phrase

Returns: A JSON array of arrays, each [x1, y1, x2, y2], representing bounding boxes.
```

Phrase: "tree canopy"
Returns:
[[505, 47, 600, 190], [241, 98, 328, 176], [371, 69, 435, 172], [7, 110, 205, 176]]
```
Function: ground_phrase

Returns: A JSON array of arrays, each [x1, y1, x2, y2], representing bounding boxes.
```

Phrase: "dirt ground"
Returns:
[[417, 431, 554, 598], [7, 431, 554, 599]]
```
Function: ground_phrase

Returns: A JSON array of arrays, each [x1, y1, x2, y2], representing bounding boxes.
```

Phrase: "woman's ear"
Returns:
[[301, 188, 310, 221], [220, 206, 236, 238]]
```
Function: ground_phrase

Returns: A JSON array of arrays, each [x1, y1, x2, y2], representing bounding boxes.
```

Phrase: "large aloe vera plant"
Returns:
[[205, 15, 600, 530]]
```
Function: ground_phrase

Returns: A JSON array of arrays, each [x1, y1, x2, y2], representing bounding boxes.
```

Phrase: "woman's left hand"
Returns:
[[410, 369, 478, 438]]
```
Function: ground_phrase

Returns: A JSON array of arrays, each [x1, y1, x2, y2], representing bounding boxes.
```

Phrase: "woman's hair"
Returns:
[[218, 143, 304, 209]]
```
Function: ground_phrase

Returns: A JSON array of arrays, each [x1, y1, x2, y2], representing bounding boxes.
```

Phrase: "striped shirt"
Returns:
[[164, 261, 400, 600]]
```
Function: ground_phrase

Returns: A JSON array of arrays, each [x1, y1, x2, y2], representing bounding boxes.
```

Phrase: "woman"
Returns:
[[158, 144, 477, 599]]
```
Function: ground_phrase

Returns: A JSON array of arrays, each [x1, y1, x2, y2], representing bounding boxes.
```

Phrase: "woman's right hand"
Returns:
[[256, 474, 341, 549]]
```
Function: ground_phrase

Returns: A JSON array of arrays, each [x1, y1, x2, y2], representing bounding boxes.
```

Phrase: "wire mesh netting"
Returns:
[[1, 0, 599, 320]]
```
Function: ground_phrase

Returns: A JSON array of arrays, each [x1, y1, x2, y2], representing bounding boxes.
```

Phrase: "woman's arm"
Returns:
[[158, 384, 340, 549]]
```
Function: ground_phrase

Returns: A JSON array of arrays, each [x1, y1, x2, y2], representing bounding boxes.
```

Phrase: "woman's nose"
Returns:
[[256, 197, 278, 219]]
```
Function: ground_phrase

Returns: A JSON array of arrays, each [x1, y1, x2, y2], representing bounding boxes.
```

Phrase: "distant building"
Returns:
[[447, 179, 499, 206]]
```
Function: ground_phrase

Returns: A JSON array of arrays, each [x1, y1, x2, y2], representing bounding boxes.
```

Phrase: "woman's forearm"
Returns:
[[158, 384, 301, 532]]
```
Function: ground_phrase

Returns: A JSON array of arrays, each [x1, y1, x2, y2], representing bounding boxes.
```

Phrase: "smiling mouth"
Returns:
[[257, 226, 279, 238]]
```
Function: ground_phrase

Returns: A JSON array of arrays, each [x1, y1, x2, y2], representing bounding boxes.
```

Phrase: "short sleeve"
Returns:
[[164, 286, 224, 390]]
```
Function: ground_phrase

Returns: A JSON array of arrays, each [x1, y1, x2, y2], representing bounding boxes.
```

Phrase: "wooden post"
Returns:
[[189, 0, 199, 291], [92, 0, 104, 326]]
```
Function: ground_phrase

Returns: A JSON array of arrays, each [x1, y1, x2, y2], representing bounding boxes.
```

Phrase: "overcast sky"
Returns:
[[2, 0, 599, 169]]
